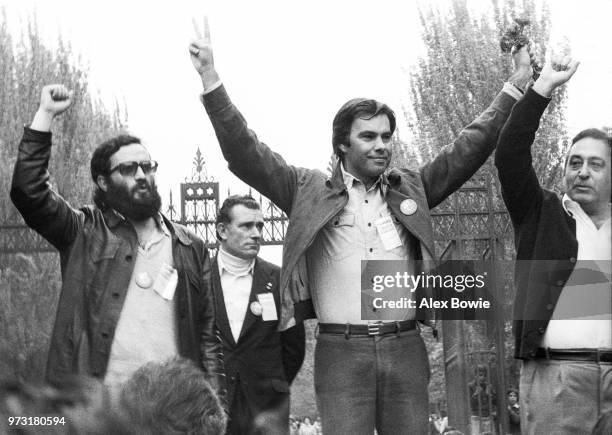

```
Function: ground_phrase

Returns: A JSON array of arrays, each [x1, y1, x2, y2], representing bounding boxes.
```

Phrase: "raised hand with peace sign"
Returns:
[[189, 16, 220, 90]]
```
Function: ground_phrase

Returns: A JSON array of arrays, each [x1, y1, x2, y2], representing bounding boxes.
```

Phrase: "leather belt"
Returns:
[[318, 320, 416, 338], [535, 348, 612, 363]]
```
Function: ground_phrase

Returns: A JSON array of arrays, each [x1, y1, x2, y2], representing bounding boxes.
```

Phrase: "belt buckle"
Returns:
[[367, 323, 382, 336]]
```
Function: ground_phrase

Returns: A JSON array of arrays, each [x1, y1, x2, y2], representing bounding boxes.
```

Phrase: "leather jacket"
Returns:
[[11, 127, 224, 392]]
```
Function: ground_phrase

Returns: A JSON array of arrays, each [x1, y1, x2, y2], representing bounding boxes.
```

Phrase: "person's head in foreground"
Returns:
[[119, 358, 226, 435]]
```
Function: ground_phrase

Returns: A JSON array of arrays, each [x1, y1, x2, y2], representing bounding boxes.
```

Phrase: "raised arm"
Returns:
[[420, 47, 534, 208], [189, 18, 299, 215], [494, 54, 579, 226], [10, 85, 84, 251]]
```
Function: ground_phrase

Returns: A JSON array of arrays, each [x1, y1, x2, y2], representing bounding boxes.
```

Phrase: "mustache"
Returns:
[[132, 179, 153, 192]]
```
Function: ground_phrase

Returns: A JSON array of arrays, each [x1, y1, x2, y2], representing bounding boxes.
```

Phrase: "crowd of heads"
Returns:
[[0, 358, 226, 435]]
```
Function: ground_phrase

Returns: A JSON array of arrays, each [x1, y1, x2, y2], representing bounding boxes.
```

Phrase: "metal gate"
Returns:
[[431, 164, 516, 435], [166, 148, 289, 251]]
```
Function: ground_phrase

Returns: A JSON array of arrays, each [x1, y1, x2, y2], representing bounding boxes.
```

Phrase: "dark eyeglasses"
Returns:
[[109, 160, 159, 177]]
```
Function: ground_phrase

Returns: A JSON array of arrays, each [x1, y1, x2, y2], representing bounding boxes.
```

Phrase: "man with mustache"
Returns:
[[189, 18, 532, 434], [11, 85, 223, 396], [496, 54, 611, 433], [212, 195, 305, 434]]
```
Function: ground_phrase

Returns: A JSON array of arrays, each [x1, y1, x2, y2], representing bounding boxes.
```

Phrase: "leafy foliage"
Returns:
[[0, 9, 125, 221], [402, 0, 569, 191]]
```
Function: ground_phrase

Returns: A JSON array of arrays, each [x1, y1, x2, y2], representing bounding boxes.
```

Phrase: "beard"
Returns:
[[104, 177, 162, 222]]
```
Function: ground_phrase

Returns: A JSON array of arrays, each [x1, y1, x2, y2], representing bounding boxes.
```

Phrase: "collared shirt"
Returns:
[[218, 247, 255, 342], [542, 195, 611, 349], [307, 164, 418, 324], [104, 215, 178, 391]]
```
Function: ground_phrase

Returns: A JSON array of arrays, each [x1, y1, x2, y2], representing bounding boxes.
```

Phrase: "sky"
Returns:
[[2, 0, 611, 263]]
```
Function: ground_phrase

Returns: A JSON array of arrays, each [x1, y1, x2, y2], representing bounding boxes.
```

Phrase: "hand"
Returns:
[[512, 44, 534, 72], [39, 84, 73, 116], [189, 16, 220, 89], [508, 45, 535, 91], [30, 84, 73, 132], [532, 51, 579, 97]]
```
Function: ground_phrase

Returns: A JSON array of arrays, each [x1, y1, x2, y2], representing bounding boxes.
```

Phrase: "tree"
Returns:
[[0, 9, 126, 221], [402, 0, 569, 191], [0, 9, 126, 381]]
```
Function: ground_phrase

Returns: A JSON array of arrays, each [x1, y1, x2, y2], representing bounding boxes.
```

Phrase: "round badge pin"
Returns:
[[400, 199, 417, 215], [250, 301, 263, 316], [135, 272, 153, 289]]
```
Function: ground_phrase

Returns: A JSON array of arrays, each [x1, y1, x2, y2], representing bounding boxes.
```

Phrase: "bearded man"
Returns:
[[10, 85, 223, 396]]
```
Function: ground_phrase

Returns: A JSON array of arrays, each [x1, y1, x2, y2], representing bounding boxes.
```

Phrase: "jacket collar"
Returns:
[[326, 161, 399, 194], [103, 208, 124, 229], [164, 216, 193, 246], [385, 169, 402, 188], [325, 161, 347, 191], [102, 208, 192, 246]]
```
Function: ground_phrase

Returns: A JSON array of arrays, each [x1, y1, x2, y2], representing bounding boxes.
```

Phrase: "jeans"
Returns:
[[314, 328, 430, 435]]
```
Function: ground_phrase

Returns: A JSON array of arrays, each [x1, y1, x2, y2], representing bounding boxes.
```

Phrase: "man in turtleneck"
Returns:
[[213, 195, 305, 434]]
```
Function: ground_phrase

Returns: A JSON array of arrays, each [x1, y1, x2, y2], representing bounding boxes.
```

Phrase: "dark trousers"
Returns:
[[314, 328, 430, 435]]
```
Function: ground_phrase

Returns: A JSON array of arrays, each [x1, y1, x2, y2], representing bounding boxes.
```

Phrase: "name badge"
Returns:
[[257, 292, 278, 321], [153, 263, 178, 300], [375, 216, 402, 251]]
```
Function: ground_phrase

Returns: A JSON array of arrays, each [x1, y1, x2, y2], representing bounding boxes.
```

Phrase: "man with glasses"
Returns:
[[10, 85, 223, 396]]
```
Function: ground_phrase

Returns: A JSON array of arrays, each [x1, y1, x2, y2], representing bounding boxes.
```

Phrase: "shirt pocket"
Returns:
[[317, 211, 357, 261], [85, 238, 122, 311]]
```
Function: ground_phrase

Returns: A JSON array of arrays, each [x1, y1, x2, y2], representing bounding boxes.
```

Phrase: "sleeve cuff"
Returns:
[[202, 80, 223, 95], [501, 82, 524, 101], [523, 86, 552, 110], [200, 84, 233, 114], [23, 125, 52, 141]]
